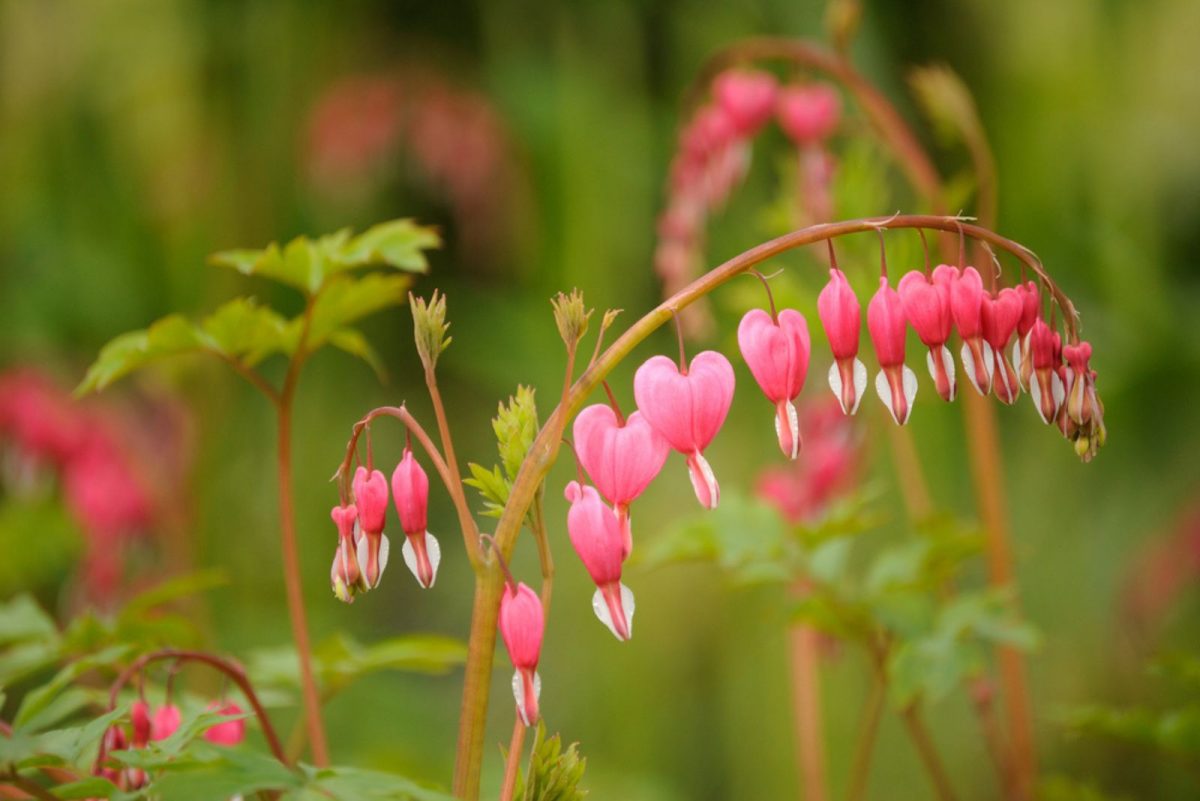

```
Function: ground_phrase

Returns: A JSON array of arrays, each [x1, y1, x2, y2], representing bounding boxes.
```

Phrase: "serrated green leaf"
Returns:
[[199, 298, 294, 365], [210, 241, 309, 292], [118, 570, 228, 623], [492, 387, 539, 481], [331, 219, 440, 274], [141, 744, 302, 800], [328, 329, 387, 381], [14, 645, 132, 728], [307, 273, 413, 348], [464, 463, 510, 518], [76, 314, 203, 395], [517, 723, 587, 801]]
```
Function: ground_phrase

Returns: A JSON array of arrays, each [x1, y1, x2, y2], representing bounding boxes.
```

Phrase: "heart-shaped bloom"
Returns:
[[633, 351, 734, 510], [1063, 342, 1104, 460], [573, 405, 669, 555], [981, 288, 1024, 404], [898, 266, 957, 401], [950, 266, 994, 396], [565, 481, 635, 641], [867, 276, 917, 425], [151, 704, 182, 741], [499, 582, 545, 726], [1027, 319, 1064, 425], [352, 467, 390, 589], [817, 268, 867, 415], [203, 701, 246, 746], [329, 503, 362, 603], [737, 308, 811, 459], [1012, 281, 1041, 391], [713, 69, 779, 136], [391, 449, 440, 589], [776, 83, 841, 145]]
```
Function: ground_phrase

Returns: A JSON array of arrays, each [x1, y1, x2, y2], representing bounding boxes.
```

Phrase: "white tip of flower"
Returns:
[[873, 366, 918, 426], [1030, 372, 1063, 425], [926, 345, 956, 401], [826, 359, 867, 415], [774, 400, 801, 460], [592, 583, 636, 641], [355, 533, 389, 589], [511, 669, 541, 727], [1011, 338, 1023, 382], [1051, 369, 1065, 410], [401, 531, 440, 589], [378, 534, 390, 579], [686, 451, 719, 510], [961, 342, 994, 396]]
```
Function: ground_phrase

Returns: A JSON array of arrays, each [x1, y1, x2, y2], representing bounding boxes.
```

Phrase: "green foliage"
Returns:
[[465, 386, 540, 518], [550, 289, 592, 349], [515, 723, 587, 801], [0, 498, 84, 595]]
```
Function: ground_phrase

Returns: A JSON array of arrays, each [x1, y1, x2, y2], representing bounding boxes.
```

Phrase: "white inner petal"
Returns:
[[592, 583, 637, 641], [901, 365, 918, 424], [687, 451, 719, 510], [851, 358, 867, 414], [827, 361, 845, 412], [378, 534, 390, 581], [981, 341, 996, 380], [774, 401, 800, 460], [960, 343, 982, 395], [355, 535, 374, 588], [426, 532, 440, 587], [1030, 374, 1050, 424], [873, 369, 897, 424]]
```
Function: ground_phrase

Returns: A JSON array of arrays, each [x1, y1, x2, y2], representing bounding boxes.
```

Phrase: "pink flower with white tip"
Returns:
[[1027, 319, 1064, 425], [565, 481, 635, 641], [352, 466, 390, 589], [1012, 280, 1041, 391], [391, 448, 440, 589], [633, 350, 734, 510], [981, 288, 1024, 404], [329, 503, 362, 603], [498, 582, 545, 726], [572, 404, 669, 555], [817, 267, 867, 416], [866, 276, 918, 425], [776, 84, 841, 145], [737, 307, 811, 459], [898, 266, 957, 402], [949, 266, 994, 396], [203, 701, 246, 746], [713, 69, 778, 136]]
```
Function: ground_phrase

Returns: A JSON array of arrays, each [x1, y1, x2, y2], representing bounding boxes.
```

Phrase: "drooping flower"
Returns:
[[1027, 319, 1064, 425], [329, 503, 361, 603], [633, 351, 735, 509], [866, 276, 918, 425], [564, 481, 635, 641], [130, 700, 152, 748], [391, 449, 440, 589], [151, 704, 182, 741], [1013, 280, 1041, 391], [897, 266, 957, 401], [203, 701, 246, 746], [1063, 341, 1106, 461], [572, 404, 669, 555], [498, 582, 545, 726], [949, 266, 994, 395], [352, 466, 390, 589], [737, 308, 811, 459], [713, 69, 779, 136], [776, 84, 841, 145], [817, 268, 867, 416], [980, 288, 1024, 404]]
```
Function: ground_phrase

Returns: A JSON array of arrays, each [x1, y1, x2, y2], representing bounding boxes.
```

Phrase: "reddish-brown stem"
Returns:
[[788, 612, 829, 801], [498, 719, 527, 801], [0, 775, 56, 801], [900, 706, 959, 801], [334, 406, 455, 508], [424, 367, 482, 569], [846, 668, 886, 801], [600, 382, 626, 425], [97, 649, 288, 767], [749, 270, 780, 323]]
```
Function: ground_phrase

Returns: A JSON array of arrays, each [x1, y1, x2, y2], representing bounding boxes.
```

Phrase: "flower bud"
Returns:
[[498, 582, 544, 726], [981, 288, 1023, 404], [898, 267, 956, 402], [151, 704, 182, 741], [410, 290, 451, 372], [777, 84, 841, 144], [130, 700, 152, 748], [391, 448, 440, 589], [330, 503, 362, 603], [817, 268, 867, 415], [551, 289, 592, 350], [950, 266, 994, 395], [1027, 319, 1064, 425]]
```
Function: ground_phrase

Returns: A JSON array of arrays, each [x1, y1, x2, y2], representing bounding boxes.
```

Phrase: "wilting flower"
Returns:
[[633, 351, 735, 509], [565, 481, 635, 641], [391, 449, 440, 588], [572, 404, 669, 555], [817, 268, 866, 416], [352, 466, 390, 589], [737, 308, 811, 459], [776, 84, 841, 145], [329, 503, 361, 603], [151, 704, 182, 741], [897, 266, 956, 401], [867, 276, 917, 425], [498, 582, 545, 726], [949, 266, 994, 395], [1027, 319, 1064, 425], [981, 287, 1024, 404], [713, 69, 779, 136], [203, 701, 246, 746]]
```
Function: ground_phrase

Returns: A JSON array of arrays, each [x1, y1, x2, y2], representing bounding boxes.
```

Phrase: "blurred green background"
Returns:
[[2, 0, 1199, 798]]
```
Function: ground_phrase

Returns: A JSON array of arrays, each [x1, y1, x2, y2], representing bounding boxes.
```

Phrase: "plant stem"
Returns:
[[1, 774, 57, 801], [970, 677, 1018, 801], [899, 706, 959, 801], [498, 719, 527, 801], [424, 367, 482, 569], [787, 610, 829, 801], [453, 569, 504, 800], [846, 670, 886, 801]]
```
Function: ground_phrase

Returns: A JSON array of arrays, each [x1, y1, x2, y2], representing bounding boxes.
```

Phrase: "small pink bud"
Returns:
[[737, 308, 811, 459], [498, 582, 544, 726], [776, 83, 841, 144], [817, 268, 867, 415], [130, 700, 151, 748], [573, 405, 669, 554], [1028, 320, 1064, 425], [713, 69, 778, 135], [203, 701, 246, 746], [330, 503, 362, 603], [633, 352, 734, 510], [950, 266, 994, 396], [898, 267, 956, 401], [565, 481, 635, 641], [867, 276, 917, 425], [391, 449, 440, 589], [151, 704, 182, 741], [981, 288, 1024, 404], [352, 467, 390, 589]]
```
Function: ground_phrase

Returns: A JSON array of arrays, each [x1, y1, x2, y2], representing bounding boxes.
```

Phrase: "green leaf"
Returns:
[[331, 219, 440, 274], [516, 723, 587, 801], [14, 645, 132, 728], [142, 745, 302, 800], [210, 241, 308, 292], [0, 500, 84, 596], [328, 328, 387, 381], [117, 570, 229, 622], [492, 387, 539, 482], [297, 764, 455, 801], [76, 314, 203, 395], [199, 298, 293, 365], [0, 594, 58, 646], [45, 777, 121, 800], [464, 463, 510, 519], [306, 273, 414, 348]]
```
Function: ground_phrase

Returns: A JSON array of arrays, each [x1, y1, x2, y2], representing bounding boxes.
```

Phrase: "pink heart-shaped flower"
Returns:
[[573, 405, 669, 507], [633, 351, 735, 454]]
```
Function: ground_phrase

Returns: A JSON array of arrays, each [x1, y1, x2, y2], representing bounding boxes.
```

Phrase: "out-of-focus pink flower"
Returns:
[[391, 449, 439, 589], [0, 369, 86, 467], [713, 69, 779, 136], [981, 288, 1024, 404], [757, 398, 861, 525], [329, 503, 361, 603], [738, 308, 811, 459], [565, 481, 634, 641], [867, 277, 917, 425], [498, 582, 544, 726], [776, 84, 841, 145], [151, 704, 182, 741], [817, 268, 866, 416], [129, 700, 152, 748], [1121, 501, 1200, 639], [203, 702, 246, 746]]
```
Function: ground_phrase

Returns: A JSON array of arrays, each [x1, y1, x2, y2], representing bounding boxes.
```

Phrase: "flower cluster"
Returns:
[[330, 450, 441, 602], [656, 69, 842, 335]]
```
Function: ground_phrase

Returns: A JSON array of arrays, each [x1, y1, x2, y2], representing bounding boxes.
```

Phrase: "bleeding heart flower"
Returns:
[[817, 268, 867, 415], [565, 481, 635, 641], [352, 466, 390, 589], [573, 404, 669, 555], [713, 69, 779, 136], [897, 266, 957, 401], [1012, 281, 1040, 391], [203, 701, 246, 746], [737, 308, 811, 459], [1027, 319, 1064, 425], [130, 700, 152, 748], [329, 503, 361, 603], [981, 288, 1024, 404], [151, 704, 182, 741], [633, 351, 735, 510], [776, 83, 841, 145], [866, 277, 917, 425], [498, 582, 545, 726], [950, 266, 994, 396], [391, 449, 440, 589]]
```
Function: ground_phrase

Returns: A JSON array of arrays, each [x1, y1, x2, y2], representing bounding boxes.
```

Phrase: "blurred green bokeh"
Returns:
[[2, 0, 1199, 798]]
